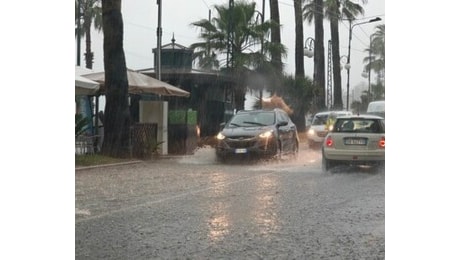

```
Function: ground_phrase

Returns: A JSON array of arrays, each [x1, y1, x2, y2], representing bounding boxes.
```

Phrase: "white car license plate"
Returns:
[[234, 148, 247, 154], [344, 138, 367, 145]]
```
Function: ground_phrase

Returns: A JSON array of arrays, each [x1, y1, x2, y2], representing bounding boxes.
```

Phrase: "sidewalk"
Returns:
[[75, 153, 192, 171]]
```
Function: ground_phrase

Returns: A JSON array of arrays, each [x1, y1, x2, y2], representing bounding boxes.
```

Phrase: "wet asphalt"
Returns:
[[75, 144, 384, 259]]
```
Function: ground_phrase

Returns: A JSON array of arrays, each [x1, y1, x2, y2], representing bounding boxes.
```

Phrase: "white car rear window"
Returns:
[[333, 119, 384, 133]]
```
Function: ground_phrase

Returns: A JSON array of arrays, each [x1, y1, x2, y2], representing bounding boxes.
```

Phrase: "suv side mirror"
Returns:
[[277, 120, 288, 127]]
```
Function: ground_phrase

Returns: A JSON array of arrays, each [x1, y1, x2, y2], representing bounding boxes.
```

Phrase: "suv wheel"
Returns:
[[274, 141, 283, 161]]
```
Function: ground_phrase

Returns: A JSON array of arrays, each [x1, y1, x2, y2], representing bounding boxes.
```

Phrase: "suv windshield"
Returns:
[[229, 111, 275, 127]]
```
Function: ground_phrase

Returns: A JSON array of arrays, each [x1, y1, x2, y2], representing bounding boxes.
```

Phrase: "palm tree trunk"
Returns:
[[330, 17, 343, 110], [269, 0, 282, 76], [313, 0, 325, 111], [101, 0, 131, 158], [83, 16, 93, 69], [294, 0, 304, 78]]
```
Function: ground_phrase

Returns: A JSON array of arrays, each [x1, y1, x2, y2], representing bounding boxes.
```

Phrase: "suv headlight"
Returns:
[[216, 132, 225, 140], [259, 130, 273, 138]]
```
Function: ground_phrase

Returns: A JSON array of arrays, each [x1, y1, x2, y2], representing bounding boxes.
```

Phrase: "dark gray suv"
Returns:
[[215, 108, 299, 162]]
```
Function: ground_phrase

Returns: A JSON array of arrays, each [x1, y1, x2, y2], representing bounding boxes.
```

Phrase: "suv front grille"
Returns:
[[225, 136, 257, 148]]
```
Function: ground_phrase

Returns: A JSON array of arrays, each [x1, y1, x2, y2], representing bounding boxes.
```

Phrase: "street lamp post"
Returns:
[[255, 1, 265, 108], [340, 55, 350, 70], [345, 17, 381, 111], [304, 37, 315, 58], [303, 37, 316, 106], [340, 55, 350, 104]]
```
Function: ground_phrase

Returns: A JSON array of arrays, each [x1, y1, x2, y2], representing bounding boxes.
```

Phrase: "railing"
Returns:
[[75, 135, 103, 155], [75, 124, 158, 158]]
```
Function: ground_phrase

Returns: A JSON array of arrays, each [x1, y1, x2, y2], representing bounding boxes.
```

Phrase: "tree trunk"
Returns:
[[234, 86, 246, 111], [101, 0, 131, 158], [233, 67, 247, 111], [269, 0, 282, 78], [83, 15, 93, 69], [313, 0, 325, 111], [294, 0, 304, 78], [330, 15, 343, 110]]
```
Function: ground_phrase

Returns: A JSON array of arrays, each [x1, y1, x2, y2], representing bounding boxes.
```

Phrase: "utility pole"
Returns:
[[156, 0, 162, 81], [326, 40, 333, 109]]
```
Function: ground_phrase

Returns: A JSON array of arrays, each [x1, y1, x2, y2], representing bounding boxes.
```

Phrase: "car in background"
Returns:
[[307, 111, 352, 148], [322, 114, 385, 172], [366, 100, 385, 118], [305, 114, 312, 132], [215, 108, 299, 162]]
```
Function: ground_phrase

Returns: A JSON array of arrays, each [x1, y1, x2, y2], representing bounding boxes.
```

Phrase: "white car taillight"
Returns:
[[379, 136, 385, 148], [325, 136, 333, 147]]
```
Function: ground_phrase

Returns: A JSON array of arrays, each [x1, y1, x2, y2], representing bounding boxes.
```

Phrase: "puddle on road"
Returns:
[[177, 145, 322, 168], [177, 146, 217, 165]]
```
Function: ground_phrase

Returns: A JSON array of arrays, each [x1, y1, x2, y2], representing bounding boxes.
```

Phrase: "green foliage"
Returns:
[[75, 0, 102, 37], [190, 0, 287, 108], [279, 75, 315, 132], [280, 75, 314, 111], [169, 110, 197, 125], [75, 114, 90, 138], [372, 82, 385, 101], [351, 100, 365, 114], [148, 139, 164, 156], [75, 154, 133, 167]]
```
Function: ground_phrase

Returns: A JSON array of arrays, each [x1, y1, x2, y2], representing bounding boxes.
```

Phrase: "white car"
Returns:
[[322, 114, 385, 172], [307, 111, 352, 148], [366, 100, 385, 118]]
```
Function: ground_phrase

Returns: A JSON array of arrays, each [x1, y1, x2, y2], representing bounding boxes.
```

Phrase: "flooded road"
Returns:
[[75, 145, 384, 259]]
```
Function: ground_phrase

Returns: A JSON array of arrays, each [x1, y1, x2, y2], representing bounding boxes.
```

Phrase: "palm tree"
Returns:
[[100, 0, 130, 158], [190, 1, 286, 110], [324, 0, 343, 110], [371, 24, 385, 99], [370, 24, 385, 86], [294, 0, 305, 78], [362, 24, 385, 100], [75, 0, 102, 69], [304, 0, 367, 110], [303, 0, 326, 111]]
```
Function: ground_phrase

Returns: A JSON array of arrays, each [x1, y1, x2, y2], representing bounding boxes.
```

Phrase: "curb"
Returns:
[[75, 160, 143, 171], [75, 154, 190, 171]]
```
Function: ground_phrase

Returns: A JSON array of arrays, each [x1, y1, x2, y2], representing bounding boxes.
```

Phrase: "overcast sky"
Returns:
[[80, 0, 385, 95]]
